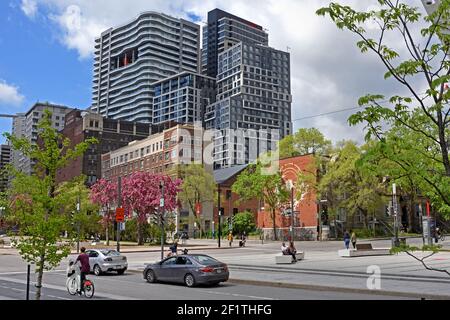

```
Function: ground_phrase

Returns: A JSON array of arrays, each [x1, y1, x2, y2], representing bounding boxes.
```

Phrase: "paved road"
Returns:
[[0, 269, 411, 300], [1, 237, 449, 300]]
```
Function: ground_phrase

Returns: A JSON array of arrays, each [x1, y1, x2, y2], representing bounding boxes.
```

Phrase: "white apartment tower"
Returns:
[[91, 12, 201, 123]]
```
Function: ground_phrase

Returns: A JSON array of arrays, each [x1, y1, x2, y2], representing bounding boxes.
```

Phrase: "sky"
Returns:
[[0, 0, 432, 145]]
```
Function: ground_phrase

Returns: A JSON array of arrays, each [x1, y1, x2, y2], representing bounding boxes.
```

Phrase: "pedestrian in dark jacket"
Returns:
[[343, 230, 350, 249]]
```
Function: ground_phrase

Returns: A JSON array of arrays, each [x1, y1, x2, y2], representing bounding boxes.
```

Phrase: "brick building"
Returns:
[[100, 124, 204, 181], [57, 110, 154, 186], [258, 154, 318, 240], [213, 165, 261, 229]]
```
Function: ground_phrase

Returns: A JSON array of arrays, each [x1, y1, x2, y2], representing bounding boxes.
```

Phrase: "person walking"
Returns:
[[227, 232, 233, 247], [343, 230, 350, 249], [351, 230, 357, 249]]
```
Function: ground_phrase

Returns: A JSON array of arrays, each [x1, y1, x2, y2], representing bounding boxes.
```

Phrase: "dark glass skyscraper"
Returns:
[[201, 9, 269, 78]]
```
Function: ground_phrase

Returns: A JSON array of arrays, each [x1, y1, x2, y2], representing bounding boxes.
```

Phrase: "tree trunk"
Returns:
[[272, 208, 278, 241], [408, 194, 415, 233], [436, 111, 450, 177], [105, 223, 109, 246], [137, 221, 144, 245], [35, 253, 45, 300]]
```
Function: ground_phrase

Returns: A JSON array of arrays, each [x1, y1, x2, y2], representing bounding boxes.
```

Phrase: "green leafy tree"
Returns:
[[178, 164, 215, 238], [318, 141, 385, 228], [317, 0, 450, 217], [57, 176, 102, 242], [232, 211, 256, 235], [4, 110, 97, 300], [279, 128, 332, 159], [232, 163, 289, 240]]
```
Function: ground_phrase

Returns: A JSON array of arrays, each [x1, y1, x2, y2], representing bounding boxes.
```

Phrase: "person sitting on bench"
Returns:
[[281, 242, 289, 255], [287, 241, 298, 261]]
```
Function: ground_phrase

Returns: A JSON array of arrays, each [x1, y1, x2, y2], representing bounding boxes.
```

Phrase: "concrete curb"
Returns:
[[226, 278, 450, 300], [67, 246, 235, 255]]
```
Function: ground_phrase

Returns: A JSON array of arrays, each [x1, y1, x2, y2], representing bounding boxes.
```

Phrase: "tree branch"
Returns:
[[405, 251, 450, 276]]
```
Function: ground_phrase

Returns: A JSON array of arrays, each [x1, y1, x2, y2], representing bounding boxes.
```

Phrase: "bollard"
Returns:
[[26, 264, 30, 300]]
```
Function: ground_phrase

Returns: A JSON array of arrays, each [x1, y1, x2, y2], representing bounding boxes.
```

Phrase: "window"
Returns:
[[161, 257, 177, 265]]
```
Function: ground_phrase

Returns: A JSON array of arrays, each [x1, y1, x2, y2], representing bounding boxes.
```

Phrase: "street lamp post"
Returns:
[[160, 181, 165, 260], [286, 180, 294, 242]]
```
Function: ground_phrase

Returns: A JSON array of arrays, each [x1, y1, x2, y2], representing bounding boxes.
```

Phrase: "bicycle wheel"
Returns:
[[66, 277, 77, 296], [84, 280, 95, 299]]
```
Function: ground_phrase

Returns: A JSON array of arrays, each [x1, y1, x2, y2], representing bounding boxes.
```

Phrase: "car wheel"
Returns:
[[145, 270, 156, 283], [94, 264, 102, 276], [117, 269, 126, 275], [184, 273, 196, 287]]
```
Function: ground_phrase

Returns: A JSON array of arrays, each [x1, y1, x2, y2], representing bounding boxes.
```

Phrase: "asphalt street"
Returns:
[[0, 269, 411, 300], [1, 238, 449, 300]]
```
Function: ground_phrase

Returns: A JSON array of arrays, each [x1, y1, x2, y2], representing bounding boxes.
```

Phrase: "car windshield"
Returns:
[[191, 255, 219, 265], [100, 250, 120, 256]]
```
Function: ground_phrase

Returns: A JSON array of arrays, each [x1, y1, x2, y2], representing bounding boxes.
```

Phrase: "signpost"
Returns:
[[160, 181, 165, 260], [117, 177, 122, 252], [392, 183, 400, 247], [115, 207, 125, 223]]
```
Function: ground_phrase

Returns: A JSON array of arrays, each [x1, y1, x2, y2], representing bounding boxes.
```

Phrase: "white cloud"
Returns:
[[0, 80, 25, 106], [25, 0, 430, 143], [21, 0, 38, 19], [49, 5, 105, 59]]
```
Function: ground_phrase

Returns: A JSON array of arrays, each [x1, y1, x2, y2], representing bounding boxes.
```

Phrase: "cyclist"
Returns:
[[75, 247, 90, 295]]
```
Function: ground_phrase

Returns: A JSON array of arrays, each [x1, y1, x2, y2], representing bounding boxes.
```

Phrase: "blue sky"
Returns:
[[0, 1, 93, 143], [0, 0, 428, 145]]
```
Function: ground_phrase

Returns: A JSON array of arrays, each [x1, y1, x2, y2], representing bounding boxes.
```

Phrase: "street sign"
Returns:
[[195, 203, 202, 215], [160, 198, 164, 207], [116, 207, 124, 222], [119, 222, 125, 231]]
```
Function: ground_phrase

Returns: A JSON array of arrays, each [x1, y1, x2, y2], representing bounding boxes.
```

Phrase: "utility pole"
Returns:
[[393, 183, 399, 247], [117, 177, 122, 252], [160, 181, 165, 260], [218, 184, 221, 248], [76, 196, 80, 253]]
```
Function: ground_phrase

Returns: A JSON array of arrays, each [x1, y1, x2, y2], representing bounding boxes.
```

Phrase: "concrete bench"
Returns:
[[275, 252, 305, 264], [356, 243, 373, 250], [338, 243, 391, 257]]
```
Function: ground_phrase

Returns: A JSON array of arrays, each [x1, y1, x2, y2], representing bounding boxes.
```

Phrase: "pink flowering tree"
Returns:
[[90, 179, 118, 245], [122, 172, 181, 245]]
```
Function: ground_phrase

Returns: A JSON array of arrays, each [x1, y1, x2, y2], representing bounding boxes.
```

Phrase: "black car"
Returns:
[[143, 254, 229, 287]]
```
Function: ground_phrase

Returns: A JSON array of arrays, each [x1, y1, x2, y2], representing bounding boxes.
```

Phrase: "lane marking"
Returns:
[[200, 289, 275, 300], [0, 276, 136, 300], [47, 295, 71, 300]]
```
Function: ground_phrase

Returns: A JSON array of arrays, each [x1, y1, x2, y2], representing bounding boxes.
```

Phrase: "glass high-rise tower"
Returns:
[[201, 8, 269, 78]]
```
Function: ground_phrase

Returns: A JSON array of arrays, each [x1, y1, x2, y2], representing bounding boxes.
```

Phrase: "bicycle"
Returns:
[[66, 262, 95, 299]]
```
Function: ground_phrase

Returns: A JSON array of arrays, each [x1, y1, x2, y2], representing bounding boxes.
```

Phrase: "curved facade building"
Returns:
[[92, 12, 200, 123]]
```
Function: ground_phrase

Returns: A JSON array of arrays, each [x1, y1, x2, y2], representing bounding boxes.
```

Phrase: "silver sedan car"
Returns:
[[143, 254, 229, 287], [85, 249, 128, 276]]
